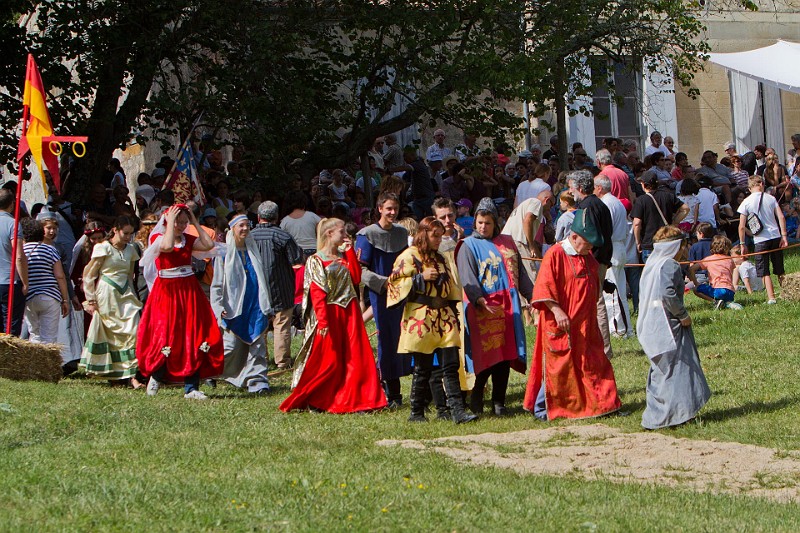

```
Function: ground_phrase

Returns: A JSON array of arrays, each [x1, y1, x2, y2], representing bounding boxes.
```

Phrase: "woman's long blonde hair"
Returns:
[[316, 217, 344, 251]]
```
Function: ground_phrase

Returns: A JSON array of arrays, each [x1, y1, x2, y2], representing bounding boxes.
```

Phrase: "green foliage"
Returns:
[[0, 1, 760, 187]]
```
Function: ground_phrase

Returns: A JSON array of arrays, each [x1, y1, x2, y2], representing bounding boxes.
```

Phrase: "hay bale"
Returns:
[[780, 272, 800, 302], [0, 334, 63, 383]]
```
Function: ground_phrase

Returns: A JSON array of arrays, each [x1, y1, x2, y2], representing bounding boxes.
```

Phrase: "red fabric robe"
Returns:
[[137, 234, 224, 381], [522, 243, 620, 420], [280, 248, 387, 413]]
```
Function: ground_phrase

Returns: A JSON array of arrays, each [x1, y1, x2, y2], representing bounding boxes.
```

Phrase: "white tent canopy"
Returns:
[[707, 40, 800, 94]]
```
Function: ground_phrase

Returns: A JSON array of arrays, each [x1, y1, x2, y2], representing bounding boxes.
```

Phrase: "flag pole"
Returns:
[[6, 104, 30, 335], [165, 111, 204, 184]]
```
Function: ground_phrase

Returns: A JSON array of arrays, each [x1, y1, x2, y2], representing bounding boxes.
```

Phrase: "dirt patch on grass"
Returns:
[[377, 424, 800, 503]]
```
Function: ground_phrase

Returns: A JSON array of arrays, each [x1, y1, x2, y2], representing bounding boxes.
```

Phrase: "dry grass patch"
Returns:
[[378, 423, 800, 503]]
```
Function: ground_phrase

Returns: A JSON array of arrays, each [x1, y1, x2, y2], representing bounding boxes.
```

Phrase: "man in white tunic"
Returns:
[[594, 175, 633, 338]]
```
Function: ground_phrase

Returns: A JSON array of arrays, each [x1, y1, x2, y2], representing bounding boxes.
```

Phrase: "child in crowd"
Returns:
[[687, 222, 714, 287], [455, 198, 474, 236], [328, 169, 354, 208], [554, 191, 577, 242], [688, 235, 743, 310], [676, 177, 700, 234], [731, 249, 763, 294], [781, 199, 799, 241], [396, 217, 419, 247]]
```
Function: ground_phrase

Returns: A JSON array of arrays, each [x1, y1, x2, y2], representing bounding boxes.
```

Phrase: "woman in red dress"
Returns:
[[137, 205, 224, 400], [280, 218, 387, 413]]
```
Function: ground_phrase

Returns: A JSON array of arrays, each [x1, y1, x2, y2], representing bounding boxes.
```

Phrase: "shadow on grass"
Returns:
[[617, 387, 645, 397], [620, 399, 645, 413], [701, 396, 800, 423], [210, 387, 291, 400]]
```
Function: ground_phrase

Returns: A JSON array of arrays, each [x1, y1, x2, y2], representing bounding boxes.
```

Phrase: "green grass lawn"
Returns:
[[2, 254, 800, 531]]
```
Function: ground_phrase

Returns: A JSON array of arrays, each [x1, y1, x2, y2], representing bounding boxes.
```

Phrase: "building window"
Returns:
[[592, 62, 642, 150]]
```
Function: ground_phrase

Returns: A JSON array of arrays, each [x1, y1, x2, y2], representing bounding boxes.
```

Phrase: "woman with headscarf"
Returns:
[[387, 217, 477, 424], [456, 198, 532, 416], [79, 216, 143, 386], [637, 225, 711, 429], [137, 204, 224, 400], [280, 218, 386, 413], [210, 214, 272, 394]]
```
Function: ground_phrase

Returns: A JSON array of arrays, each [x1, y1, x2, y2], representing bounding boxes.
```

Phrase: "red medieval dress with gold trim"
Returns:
[[280, 247, 387, 413]]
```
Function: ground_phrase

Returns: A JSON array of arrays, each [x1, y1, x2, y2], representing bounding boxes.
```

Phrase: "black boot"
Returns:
[[441, 356, 477, 424], [429, 366, 450, 420], [470, 367, 490, 414], [408, 363, 430, 423], [493, 402, 509, 417], [383, 379, 402, 409], [490, 362, 511, 416], [452, 403, 478, 424]]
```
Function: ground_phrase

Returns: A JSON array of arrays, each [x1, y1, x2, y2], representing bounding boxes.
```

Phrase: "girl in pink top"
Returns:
[[688, 235, 743, 310]]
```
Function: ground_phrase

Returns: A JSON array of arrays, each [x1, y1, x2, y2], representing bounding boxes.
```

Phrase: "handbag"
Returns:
[[746, 193, 765, 236]]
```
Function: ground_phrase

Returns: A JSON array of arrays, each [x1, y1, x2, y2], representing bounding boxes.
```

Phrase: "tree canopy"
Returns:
[[0, 0, 757, 193]]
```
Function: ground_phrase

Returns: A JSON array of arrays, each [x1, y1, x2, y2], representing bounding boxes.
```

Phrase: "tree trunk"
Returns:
[[360, 152, 374, 208]]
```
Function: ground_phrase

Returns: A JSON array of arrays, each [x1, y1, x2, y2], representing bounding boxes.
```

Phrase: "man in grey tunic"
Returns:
[[637, 225, 711, 429], [211, 214, 273, 394]]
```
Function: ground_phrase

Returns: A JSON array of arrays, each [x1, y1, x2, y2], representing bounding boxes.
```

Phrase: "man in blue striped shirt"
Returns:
[[251, 201, 303, 370]]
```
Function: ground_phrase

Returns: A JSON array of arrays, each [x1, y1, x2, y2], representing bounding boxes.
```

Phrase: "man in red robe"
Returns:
[[523, 209, 621, 420]]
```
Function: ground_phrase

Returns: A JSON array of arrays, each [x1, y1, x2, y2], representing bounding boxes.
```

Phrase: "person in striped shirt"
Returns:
[[22, 216, 69, 344]]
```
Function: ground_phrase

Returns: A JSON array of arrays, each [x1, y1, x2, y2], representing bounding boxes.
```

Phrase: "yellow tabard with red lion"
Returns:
[[387, 246, 462, 354]]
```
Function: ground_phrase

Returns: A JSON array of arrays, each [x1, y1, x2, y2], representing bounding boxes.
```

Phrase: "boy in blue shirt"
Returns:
[[455, 198, 475, 236]]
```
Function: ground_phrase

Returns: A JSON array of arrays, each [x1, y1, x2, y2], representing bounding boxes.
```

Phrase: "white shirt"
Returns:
[[644, 144, 671, 158], [426, 144, 452, 163], [696, 188, 719, 227], [555, 210, 575, 243], [678, 194, 700, 224], [514, 179, 551, 207], [368, 150, 385, 170], [738, 261, 763, 291], [625, 220, 638, 264], [110, 172, 126, 189], [600, 193, 628, 244], [737, 192, 781, 243], [355, 176, 379, 191], [501, 198, 544, 245]]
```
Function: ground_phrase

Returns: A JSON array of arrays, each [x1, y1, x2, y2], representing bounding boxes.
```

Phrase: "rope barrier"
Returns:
[[521, 241, 800, 268]]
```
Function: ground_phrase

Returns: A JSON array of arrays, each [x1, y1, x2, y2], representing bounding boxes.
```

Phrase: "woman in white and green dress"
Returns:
[[79, 216, 143, 386]]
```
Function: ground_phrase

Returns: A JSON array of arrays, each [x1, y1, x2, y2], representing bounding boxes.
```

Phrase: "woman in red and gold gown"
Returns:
[[137, 205, 224, 400], [280, 218, 386, 413]]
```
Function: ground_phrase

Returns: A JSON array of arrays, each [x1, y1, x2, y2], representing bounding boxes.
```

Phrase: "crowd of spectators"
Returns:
[[2, 128, 800, 378]]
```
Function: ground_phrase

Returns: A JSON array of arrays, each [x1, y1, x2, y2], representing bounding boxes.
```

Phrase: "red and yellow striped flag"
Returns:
[[17, 54, 58, 194]]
